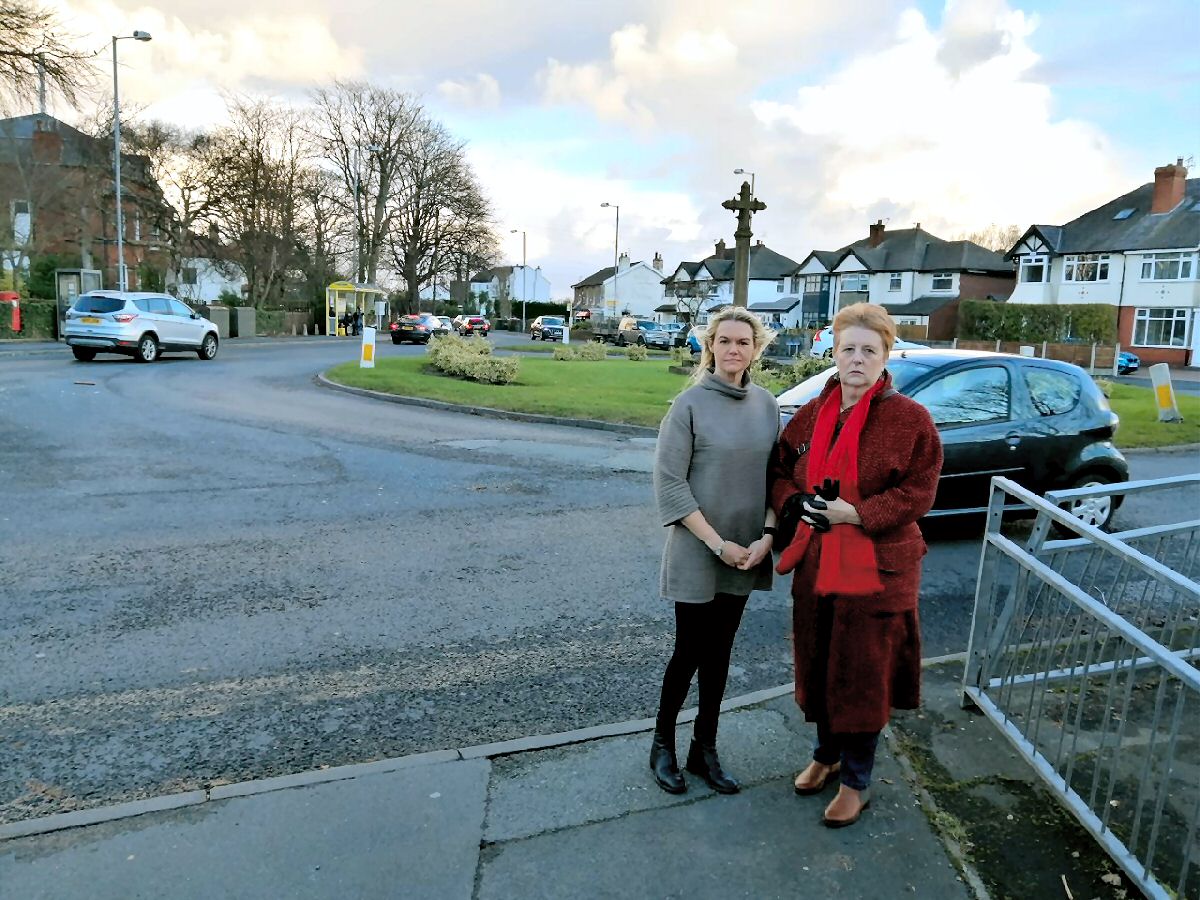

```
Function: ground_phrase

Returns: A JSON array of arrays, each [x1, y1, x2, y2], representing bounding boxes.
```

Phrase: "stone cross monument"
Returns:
[[722, 181, 766, 308]]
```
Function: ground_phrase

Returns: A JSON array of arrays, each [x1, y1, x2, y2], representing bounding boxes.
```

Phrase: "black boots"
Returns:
[[685, 739, 740, 794], [649, 731, 686, 794]]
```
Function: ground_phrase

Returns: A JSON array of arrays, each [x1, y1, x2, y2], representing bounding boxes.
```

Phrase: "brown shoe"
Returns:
[[822, 786, 870, 828], [793, 761, 841, 796]]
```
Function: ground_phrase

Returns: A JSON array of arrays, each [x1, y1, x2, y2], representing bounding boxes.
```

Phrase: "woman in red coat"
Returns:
[[770, 302, 942, 828]]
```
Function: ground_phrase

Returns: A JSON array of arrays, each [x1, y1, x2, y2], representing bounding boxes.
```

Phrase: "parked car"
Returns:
[[661, 322, 689, 348], [687, 327, 705, 355], [529, 316, 565, 341], [809, 325, 926, 358], [776, 349, 1129, 530], [457, 316, 491, 336], [1117, 350, 1140, 375], [618, 317, 661, 346], [643, 324, 674, 350], [436, 316, 454, 334], [390, 313, 443, 344], [64, 291, 219, 363]]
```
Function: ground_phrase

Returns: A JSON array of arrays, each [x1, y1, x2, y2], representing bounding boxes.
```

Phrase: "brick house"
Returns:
[[795, 223, 1015, 340], [0, 113, 169, 291], [1006, 160, 1199, 366]]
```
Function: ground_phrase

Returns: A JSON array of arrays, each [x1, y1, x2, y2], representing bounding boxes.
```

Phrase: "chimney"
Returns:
[[31, 121, 63, 165], [868, 219, 885, 248], [618, 252, 630, 272], [1151, 158, 1188, 214], [652, 252, 663, 272], [714, 239, 727, 257]]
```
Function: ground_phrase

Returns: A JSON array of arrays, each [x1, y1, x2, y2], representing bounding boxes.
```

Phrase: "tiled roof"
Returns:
[[879, 295, 961, 316], [1009, 178, 1199, 257], [748, 296, 803, 313], [662, 243, 800, 285], [842, 229, 1011, 274]]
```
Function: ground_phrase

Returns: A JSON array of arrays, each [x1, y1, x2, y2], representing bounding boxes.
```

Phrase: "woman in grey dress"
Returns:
[[650, 306, 780, 795]]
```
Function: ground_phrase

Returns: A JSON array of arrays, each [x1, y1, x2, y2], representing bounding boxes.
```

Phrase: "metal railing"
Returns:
[[963, 476, 1200, 900]]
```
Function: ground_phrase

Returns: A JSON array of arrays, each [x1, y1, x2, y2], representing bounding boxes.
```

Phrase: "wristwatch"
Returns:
[[711, 540, 725, 557], [762, 526, 778, 538]]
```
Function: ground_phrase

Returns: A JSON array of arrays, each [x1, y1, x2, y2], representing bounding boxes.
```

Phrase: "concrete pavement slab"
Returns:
[[478, 771, 968, 900], [484, 701, 810, 842], [0, 759, 489, 900]]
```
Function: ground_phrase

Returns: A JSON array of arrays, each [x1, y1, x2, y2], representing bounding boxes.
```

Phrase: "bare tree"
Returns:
[[955, 223, 1023, 254], [310, 81, 422, 286], [387, 116, 494, 312], [118, 121, 230, 294], [0, 1, 96, 112], [294, 165, 352, 303], [208, 97, 311, 305]]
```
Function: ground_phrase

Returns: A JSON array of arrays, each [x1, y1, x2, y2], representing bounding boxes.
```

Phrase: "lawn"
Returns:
[[327, 355, 688, 427], [326, 358, 1199, 448], [496, 342, 672, 357], [1105, 382, 1200, 449]]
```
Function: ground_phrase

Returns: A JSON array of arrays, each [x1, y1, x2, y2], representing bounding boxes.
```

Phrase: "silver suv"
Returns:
[[64, 291, 220, 363]]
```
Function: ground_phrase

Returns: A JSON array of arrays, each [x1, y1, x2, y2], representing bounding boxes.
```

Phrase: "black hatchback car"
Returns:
[[776, 350, 1130, 529], [391, 314, 444, 344]]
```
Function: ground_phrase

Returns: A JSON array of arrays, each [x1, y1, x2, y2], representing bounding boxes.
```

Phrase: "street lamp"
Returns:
[[510, 228, 527, 330], [733, 167, 756, 201], [112, 29, 152, 291], [600, 202, 619, 318]]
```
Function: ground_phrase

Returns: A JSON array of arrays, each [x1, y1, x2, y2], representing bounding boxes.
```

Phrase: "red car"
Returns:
[[457, 316, 490, 336]]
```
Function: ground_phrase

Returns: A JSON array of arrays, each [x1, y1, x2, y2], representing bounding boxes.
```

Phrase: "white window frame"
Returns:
[[181, 267, 198, 286], [931, 272, 953, 291], [776, 278, 785, 293], [841, 273, 868, 293], [1019, 254, 1049, 283], [1139, 251, 1195, 281], [888, 273, 902, 291], [1133, 307, 1191, 348], [1063, 253, 1110, 282], [10, 200, 31, 245]]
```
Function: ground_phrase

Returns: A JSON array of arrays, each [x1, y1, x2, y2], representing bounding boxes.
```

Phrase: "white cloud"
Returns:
[[437, 74, 501, 109]]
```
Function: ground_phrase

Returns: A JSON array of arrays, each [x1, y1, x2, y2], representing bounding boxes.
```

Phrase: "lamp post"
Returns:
[[600, 202, 619, 318], [510, 228, 527, 330], [112, 30, 152, 291], [733, 167, 756, 200]]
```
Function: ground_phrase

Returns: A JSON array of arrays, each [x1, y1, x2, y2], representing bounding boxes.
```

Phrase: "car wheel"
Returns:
[[637, 336, 646, 346], [71, 347, 96, 361], [197, 334, 219, 360], [1053, 474, 1117, 534], [135, 334, 158, 363]]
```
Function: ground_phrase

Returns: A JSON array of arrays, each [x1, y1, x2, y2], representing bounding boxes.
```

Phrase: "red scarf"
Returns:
[[775, 378, 885, 597]]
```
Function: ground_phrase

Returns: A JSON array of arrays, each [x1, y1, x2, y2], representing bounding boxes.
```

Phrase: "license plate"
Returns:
[[401, 326, 414, 331], [81, 317, 100, 324]]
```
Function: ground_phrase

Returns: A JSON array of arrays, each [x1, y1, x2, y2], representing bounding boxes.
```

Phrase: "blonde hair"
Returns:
[[691, 306, 775, 384], [832, 302, 896, 352]]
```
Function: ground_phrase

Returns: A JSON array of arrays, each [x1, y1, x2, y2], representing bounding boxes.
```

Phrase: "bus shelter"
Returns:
[[325, 281, 387, 336]]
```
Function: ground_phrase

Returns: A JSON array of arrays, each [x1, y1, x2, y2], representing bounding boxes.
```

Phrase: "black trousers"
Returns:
[[655, 593, 749, 746]]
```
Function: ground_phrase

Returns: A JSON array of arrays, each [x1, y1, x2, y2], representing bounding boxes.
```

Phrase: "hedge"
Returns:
[[426, 333, 519, 384], [0, 299, 57, 339], [958, 300, 1116, 343]]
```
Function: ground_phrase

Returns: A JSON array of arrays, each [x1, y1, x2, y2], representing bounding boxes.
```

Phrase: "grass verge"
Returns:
[[1104, 382, 1199, 449], [327, 358, 1197, 448], [327, 355, 687, 427], [496, 342, 671, 357]]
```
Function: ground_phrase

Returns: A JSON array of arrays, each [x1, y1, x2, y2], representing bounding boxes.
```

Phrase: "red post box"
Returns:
[[0, 291, 18, 332]]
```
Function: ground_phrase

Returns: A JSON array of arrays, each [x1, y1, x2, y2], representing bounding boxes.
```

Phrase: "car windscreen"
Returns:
[[542, 318, 562, 326], [74, 296, 125, 314], [637, 321, 659, 329]]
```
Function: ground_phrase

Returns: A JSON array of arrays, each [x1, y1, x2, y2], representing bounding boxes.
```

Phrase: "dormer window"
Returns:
[[1064, 254, 1110, 282]]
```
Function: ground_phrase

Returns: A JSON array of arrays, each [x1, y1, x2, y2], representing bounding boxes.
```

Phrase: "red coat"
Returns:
[[770, 374, 943, 733]]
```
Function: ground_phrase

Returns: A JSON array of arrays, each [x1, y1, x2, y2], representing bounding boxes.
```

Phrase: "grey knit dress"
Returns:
[[654, 370, 780, 603]]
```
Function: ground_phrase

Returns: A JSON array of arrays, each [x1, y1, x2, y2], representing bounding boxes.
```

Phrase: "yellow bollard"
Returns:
[[1149, 362, 1183, 423]]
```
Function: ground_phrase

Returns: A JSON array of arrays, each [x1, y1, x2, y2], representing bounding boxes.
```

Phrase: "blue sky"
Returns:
[[54, 0, 1200, 295]]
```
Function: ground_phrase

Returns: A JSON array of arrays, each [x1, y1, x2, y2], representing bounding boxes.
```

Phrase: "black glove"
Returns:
[[814, 478, 840, 502], [781, 491, 831, 536]]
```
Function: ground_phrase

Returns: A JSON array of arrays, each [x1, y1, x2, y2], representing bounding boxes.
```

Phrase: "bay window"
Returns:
[[1019, 255, 1048, 283], [1133, 307, 1190, 347]]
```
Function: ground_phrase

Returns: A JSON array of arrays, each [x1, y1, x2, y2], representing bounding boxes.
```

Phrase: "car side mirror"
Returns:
[[190, 313, 200, 319]]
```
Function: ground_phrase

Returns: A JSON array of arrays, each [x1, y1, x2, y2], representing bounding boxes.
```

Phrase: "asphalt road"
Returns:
[[0, 338, 1196, 824]]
